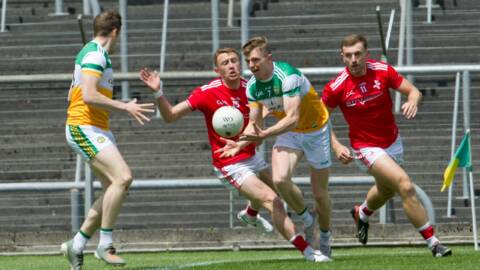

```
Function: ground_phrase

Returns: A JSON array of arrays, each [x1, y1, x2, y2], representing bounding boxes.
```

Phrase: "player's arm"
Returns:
[[394, 78, 422, 119], [81, 74, 154, 125], [240, 101, 264, 140], [263, 95, 300, 137], [139, 68, 193, 122], [326, 106, 353, 164]]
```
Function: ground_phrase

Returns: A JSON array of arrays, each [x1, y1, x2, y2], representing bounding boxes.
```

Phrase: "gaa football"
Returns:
[[212, 106, 244, 138]]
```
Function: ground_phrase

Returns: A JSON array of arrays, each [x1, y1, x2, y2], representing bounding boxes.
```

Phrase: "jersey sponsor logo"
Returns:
[[273, 85, 281, 95], [345, 92, 383, 107], [373, 79, 381, 90], [255, 85, 272, 100]]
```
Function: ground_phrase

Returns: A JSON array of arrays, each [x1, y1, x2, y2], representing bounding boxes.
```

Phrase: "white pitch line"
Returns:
[[136, 249, 424, 270]]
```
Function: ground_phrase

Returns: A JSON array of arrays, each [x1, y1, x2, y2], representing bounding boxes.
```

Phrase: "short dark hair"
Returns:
[[93, 10, 122, 37], [340, 34, 368, 50], [213, 47, 240, 66], [242, 36, 271, 56]]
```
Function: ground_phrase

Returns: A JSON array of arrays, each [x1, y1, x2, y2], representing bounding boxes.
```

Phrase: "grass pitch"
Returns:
[[0, 245, 477, 270]]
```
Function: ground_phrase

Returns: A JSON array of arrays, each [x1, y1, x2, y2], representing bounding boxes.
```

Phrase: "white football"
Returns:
[[212, 106, 244, 138]]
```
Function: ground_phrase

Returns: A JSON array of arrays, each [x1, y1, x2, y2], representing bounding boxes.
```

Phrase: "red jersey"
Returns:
[[186, 78, 255, 168], [322, 59, 404, 149]]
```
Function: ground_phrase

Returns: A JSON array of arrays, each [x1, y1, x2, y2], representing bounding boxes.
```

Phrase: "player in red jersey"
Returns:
[[140, 48, 329, 262], [322, 34, 451, 257]]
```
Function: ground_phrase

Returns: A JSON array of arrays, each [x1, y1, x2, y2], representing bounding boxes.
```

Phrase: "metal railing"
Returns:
[[0, 176, 435, 232]]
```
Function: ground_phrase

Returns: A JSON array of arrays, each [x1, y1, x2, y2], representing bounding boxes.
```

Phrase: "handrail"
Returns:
[[0, 64, 478, 83], [1, 0, 7, 32], [0, 176, 436, 231]]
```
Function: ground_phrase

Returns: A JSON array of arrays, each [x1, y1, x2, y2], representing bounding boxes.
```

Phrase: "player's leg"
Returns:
[[239, 169, 277, 233], [239, 174, 329, 262], [302, 125, 332, 255], [89, 144, 131, 266], [350, 139, 400, 245], [239, 174, 292, 237], [369, 156, 451, 256], [272, 146, 312, 215], [216, 154, 274, 233], [271, 146, 305, 211], [369, 156, 427, 226], [62, 125, 112, 269], [68, 192, 105, 256], [237, 200, 273, 233], [309, 167, 331, 255], [257, 168, 276, 191], [214, 155, 329, 262], [271, 146, 318, 250]]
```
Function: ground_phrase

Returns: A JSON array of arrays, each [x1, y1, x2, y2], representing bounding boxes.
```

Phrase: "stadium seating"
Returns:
[[0, 0, 478, 251]]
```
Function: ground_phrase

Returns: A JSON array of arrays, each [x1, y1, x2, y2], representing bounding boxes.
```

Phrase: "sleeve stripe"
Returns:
[[283, 87, 300, 96], [81, 63, 104, 72]]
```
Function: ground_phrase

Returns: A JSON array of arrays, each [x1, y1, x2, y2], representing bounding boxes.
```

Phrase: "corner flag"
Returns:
[[441, 131, 472, 192]]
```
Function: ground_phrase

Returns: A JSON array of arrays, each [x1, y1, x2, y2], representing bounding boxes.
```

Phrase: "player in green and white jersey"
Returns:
[[241, 36, 332, 259], [62, 10, 154, 270]]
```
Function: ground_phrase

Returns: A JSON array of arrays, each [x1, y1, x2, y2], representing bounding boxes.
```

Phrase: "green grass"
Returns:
[[0, 245, 478, 270]]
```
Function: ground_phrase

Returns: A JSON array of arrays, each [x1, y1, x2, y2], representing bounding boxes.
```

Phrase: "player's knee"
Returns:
[[313, 190, 330, 205], [398, 179, 415, 199], [271, 196, 287, 213], [115, 171, 133, 191], [261, 191, 277, 207]]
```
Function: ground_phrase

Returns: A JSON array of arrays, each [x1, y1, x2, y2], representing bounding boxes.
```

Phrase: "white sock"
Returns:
[[72, 231, 89, 253], [98, 228, 113, 247], [319, 230, 331, 242], [298, 208, 313, 227], [426, 236, 439, 249], [359, 201, 372, 222]]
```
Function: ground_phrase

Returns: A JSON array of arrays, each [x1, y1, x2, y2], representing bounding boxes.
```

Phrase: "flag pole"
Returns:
[[466, 129, 478, 250], [469, 170, 478, 250]]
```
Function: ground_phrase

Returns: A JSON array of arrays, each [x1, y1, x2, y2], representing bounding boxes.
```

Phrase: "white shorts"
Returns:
[[66, 125, 116, 161], [353, 135, 404, 172], [213, 153, 268, 190], [273, 123, 332, 170]]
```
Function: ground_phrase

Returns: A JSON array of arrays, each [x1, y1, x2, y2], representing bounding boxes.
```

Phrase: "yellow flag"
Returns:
[[441, 132, 472, 192]]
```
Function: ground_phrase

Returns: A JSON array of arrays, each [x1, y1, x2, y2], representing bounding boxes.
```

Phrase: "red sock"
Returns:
[[361, 206, 373, 216], [246, 206, 258, 217], [419, 225, 435, 240], [290, 235, 309, 252]]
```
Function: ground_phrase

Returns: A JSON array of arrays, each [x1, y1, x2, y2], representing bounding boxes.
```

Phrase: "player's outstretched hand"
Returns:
[[333, 142, 353, 164], [215, 137, 241, 158], [401, 100, 418, 120], [239, 123, 266, 141], [139, 68, 162, 92], [125, 98, 155, 125]]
